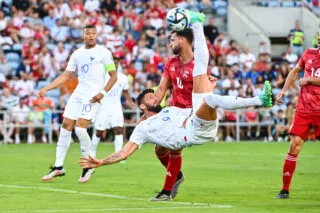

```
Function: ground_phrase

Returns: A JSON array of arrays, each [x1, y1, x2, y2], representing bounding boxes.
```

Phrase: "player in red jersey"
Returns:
[[275, 32, 320, 199], [152, 29, 194, 199], [151, 28, 216, 199]]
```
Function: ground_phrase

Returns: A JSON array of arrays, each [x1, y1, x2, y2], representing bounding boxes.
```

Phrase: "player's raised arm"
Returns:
[[79, 141, 139, 168], [276, 64, 303, 104], [154, 77, 171, 103], [37, 71, 73, 98]]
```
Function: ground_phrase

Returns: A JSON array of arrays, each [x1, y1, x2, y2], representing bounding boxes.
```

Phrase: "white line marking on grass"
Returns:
[[0, 184, 233, 209], [1, 206, 227, 213]]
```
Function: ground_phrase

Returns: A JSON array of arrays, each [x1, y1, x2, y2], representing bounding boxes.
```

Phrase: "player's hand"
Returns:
[[276, 90, 286, 104], [37, 88, 47, 99], [90, 93, 104, 103], [79, 156, 103, 169], [208, 76, 217, 90], [299, 78, 310, 88]]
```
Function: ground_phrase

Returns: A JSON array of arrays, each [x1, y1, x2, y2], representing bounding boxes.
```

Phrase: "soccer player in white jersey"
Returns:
[[39, 25, 117, 183], [79, 12, 273, 200], [86, 52, 135, 181]]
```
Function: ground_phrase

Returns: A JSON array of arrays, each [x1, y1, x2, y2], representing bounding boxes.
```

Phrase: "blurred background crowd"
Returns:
[[0, 0, 319, 144]]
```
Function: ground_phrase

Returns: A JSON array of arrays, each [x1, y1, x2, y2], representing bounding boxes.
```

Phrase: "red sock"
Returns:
[[282, 153, 298, 191], [157, 152, 169, 168], [163, 152, 182, 191]]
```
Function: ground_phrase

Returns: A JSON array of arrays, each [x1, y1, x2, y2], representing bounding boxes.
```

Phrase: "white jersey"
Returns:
[[130, 107, 192, 150], [66, 45, 115, 98], [101, 70, 129, 109]]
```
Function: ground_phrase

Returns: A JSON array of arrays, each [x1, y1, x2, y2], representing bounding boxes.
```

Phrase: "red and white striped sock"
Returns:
[[282, 153, 298, 191]]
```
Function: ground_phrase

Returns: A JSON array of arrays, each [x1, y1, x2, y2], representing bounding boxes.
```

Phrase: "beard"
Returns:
[[172, 46, 181, 55], [146, 104, 162, 113]]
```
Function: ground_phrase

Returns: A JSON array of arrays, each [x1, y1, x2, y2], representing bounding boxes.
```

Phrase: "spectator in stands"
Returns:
[[84, 0, 100, 13], [50, 18, 70, 43], [0, 54, 12, 76], [284, 46, 298, 68], [239, 46, 256, 70], [2, 87, 19, 108], [12, 97, 30, 144], [19, 20, 35, 42], [245, 63, 260, 85], [43, 9, 57, 30], [244, 86, 260, 139], [226, 48, 240, 67], [222, 69, 240, 91], [204, 17, 219, 44], [261, 63, 277, 83], [27, 104, 45, 144], [53, 42, 69, 71], [13, 72, 34, 98], [54, 0, 72, 19], [0, 11, 7, 32], [275, 63, 290, 90], [5, 19, 20, 43], [288, 20, 304, 56], [272, 109, 288, 142]]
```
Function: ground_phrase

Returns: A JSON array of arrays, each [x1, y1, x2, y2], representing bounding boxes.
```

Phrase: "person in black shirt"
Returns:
[[204, 17, 219, 44]]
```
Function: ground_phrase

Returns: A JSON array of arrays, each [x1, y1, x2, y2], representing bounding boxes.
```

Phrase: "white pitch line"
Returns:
[[1, 206, 226, 213], [0, 184, 233, 208]]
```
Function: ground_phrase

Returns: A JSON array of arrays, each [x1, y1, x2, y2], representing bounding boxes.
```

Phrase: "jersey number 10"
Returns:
[[311, 68, 320, 78]]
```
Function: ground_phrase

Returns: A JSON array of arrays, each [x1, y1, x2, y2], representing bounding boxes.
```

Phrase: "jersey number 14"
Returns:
[[311, 68, 320, 78]]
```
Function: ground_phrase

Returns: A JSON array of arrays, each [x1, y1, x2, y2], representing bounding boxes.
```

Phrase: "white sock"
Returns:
[[191, 22, 209, 77], [205, 94, 262, 110], [114, 135, 123, 152], [90, 133, 101, 158], [54, 128, 71, 167], [75, 127, 91, 157]]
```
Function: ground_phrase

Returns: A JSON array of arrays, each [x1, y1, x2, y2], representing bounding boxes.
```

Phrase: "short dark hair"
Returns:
[[83, 25, 96, 31], [171, 28, 194, 45], [136, 89, 154, 107]]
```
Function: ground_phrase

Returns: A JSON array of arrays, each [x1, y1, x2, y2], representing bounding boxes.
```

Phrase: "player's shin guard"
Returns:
[[204, 94, 262, 110], [54, 128, 71, 167], [75, 127, 91, 157], [163, 152, 182, 192], [282, 153, 298, 191], [114, 135, 123, 152], [192, 22, 209, 77], [90, 133, 101, 158]]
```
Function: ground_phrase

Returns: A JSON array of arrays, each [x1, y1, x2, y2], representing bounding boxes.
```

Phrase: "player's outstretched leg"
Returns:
[[42, 126, 72, 182], [204, 81, 273, 110]]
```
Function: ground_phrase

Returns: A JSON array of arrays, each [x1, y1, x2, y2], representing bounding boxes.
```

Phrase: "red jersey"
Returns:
[[297, 48, 320, 113], [163, 56, 194, 108]]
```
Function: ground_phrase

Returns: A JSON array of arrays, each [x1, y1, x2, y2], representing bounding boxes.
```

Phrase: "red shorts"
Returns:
[[289, 111, 320, 141]]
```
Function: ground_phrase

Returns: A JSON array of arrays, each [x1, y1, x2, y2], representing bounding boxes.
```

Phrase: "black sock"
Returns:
[[176, 171, 183, 180], [54, 166, 63, 170], [160, 189, 171, 196]]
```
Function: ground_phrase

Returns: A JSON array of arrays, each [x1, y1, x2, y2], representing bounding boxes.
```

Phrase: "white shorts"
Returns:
[[63, 94, 100, 121], [184, 114, 218, 146], [94, 107, 124, 130]]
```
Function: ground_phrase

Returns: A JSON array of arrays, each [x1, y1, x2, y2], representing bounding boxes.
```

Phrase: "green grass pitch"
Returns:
[[0, 142, 319, 213]]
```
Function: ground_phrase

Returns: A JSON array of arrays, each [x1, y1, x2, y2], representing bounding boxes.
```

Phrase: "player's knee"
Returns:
[[113, 127, 123, 135], [155, 145, 169, 156], [289, 136, 304, 154], [96, 130, 103, 138], [62, 119, 74, 131]]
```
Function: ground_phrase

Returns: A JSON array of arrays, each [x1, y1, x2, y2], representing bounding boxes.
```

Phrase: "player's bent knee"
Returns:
[[96, 130, 103, 138], [113, 127, 123, 135], [62, 118, 76, 131], [155, 145, 169, 156], [289, 135, 304, 154]]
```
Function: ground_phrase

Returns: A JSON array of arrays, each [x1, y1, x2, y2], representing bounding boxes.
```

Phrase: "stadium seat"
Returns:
[[47, 43, 57, 51], [36, 81, 50, 90], [216, 7, 227, 16], [7, 61, 19, 71], [64, 43, 73, 50], [268, 1, 279, 7], [213, 0, 227, 9], [5, 52, 20, 62], [282, 1, 295, 7], [12, 43, 23, 52]]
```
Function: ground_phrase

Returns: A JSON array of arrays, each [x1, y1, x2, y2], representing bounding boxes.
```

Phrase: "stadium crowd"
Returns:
[[0, 0, 313, 144]]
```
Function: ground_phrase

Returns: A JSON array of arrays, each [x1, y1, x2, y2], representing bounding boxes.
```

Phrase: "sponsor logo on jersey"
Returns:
[[170, 67, 175, 72], [308, 59, 312, 64], [182, 70, 189, 78]]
